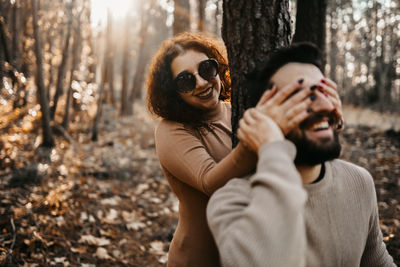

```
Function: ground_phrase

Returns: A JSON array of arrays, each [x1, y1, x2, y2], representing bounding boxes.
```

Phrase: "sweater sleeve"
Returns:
[[207, 140, 308, 267], [360, 169, 396, 267], [155, 120, 257, 195]]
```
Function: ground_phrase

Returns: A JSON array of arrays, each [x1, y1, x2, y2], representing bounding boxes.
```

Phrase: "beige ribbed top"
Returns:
[[155, 101, 256, 267], [207, 140, 395, 267]]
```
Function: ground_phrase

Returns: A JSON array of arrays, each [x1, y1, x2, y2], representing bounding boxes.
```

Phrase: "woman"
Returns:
[[147, 32, 256, 266], [146, 33, 342, 266]]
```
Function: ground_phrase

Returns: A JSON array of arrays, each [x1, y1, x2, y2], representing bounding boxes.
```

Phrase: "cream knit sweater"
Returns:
[[207, 140, 395, 267]]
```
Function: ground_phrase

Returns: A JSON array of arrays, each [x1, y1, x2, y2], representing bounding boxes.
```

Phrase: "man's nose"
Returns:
[[310, 90, 334, 113]]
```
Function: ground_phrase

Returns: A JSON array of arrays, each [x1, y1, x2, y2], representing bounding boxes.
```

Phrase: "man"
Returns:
[[206, 43, 395, 267]]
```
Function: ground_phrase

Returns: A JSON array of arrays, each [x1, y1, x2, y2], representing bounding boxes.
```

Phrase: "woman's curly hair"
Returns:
[[146, 32, 231, 127]]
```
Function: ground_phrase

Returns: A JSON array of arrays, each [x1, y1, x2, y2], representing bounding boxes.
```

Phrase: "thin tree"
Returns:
[[128, 0, 153, 110], [106, 48, 115, 105], [198, 0, 206, 31], [11, 2, 20, 69], [120, 15, 131, 116], [327, 0, 338, 83], [31, 0, 54, 147], [214, 0, 221, 35], [0, 17, 18, 86], [62, 9, 83, 129], [50, 0, 75, 120], [222, 0, 292, 146], [92, 11, 112, 141], [0, 17, 8, 90], [173, 0, 190, 35]]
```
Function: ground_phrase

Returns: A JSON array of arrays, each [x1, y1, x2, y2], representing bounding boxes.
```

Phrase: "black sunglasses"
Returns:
[[174, 58, 219, 93]]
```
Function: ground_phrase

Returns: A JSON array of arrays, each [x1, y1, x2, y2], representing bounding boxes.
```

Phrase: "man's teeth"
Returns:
[[310, 121, 329, 131]]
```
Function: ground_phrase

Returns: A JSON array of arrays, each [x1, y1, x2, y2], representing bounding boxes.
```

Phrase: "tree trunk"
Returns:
[[328, 0, 338, 83], [292, 0, 327, 57], [120, 15, 131, 116], [214, 0, 221, 35], [0, 18, 6, 90], [198, 0, 206, 31], [107, 54, 115, 105], [128, 1, 151, 113], [62, 11, 82, 129], [11, 2, 20, 69], [20, 3, 31, 79], [173, 0, 190, 35], [0, 20, 11, 64], [92, 11, 112, 141], [31, 0, 54, 147], [50, 0, 75, 120], [222, 0, 292, 146], [85, 6, 96, 84]]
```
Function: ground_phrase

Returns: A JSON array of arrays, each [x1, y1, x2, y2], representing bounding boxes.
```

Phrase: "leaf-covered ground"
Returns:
[[0, 103, 399, 266]]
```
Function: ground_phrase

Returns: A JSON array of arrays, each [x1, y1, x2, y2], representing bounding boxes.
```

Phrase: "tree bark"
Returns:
[[328, 0, 338, 83], [11, 2, 20, 69], [50, 0, 75, 120], [31, 0, 55, 147], [120, 15, 131, 116], [214, 0, 221, 35], [173, 0, 190, 35], [292, 0, 327, 57], [107, 53, 115, 105], [62, 10, 82, 129], [0, 18, 12, 67], [222, 0, 292, 146], [128, 1, 152, 113], [198, 0, 206, 31], [92, 11, 112, 141]]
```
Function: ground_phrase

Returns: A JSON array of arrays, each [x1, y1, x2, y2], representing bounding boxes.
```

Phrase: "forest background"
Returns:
[[0, 0, 399, 265]]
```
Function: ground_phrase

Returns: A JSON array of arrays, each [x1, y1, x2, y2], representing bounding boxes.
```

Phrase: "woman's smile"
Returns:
[[171, 50, 221, 111], [195, 86, 214, 99]]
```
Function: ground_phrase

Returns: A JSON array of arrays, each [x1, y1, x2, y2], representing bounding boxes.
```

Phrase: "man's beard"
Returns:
[[286, 115, 342, 165]]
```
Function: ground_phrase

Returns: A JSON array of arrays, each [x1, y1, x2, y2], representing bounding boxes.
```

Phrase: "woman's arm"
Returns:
[[155, 120, 257, 196]]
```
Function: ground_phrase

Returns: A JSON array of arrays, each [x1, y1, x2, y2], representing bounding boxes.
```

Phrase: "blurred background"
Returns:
[[0, 0, 399, 266]]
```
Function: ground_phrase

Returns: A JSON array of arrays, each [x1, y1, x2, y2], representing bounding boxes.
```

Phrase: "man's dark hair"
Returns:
[[247, 42, 324, 108]]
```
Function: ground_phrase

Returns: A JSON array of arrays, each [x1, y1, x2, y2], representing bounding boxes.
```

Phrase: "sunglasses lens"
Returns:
[[174, 59, 219, 93], [175, 72, 196, 93], [199, 59, 219, 81]]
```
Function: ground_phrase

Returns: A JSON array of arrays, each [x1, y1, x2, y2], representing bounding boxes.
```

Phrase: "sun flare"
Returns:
[[90, 0, 137, 25]]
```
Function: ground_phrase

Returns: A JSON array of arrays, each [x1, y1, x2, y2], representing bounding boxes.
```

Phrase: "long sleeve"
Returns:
[[207, 140, 308, 267], [360, 168, 396, 267], [155, 119, 257, 196]]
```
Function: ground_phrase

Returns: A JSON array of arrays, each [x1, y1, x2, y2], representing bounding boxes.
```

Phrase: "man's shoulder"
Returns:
[[329, 159, 374, 187]]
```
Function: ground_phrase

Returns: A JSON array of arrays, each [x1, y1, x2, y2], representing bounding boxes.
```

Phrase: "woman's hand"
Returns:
[[318, 77, 344, 131], [238, 108, 284, 153], [256, 80, 314, 135]]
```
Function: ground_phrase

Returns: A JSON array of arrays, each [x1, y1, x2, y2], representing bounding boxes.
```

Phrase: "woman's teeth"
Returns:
[[197, 87, 213, 97], [310, 121, 330, 131]]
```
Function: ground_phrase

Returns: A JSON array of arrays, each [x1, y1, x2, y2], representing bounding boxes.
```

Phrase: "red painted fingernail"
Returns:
[[321, 78, 326, 83]]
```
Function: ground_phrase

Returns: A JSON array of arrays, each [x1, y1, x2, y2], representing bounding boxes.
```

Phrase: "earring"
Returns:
[[337, 118, 344, 131]]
